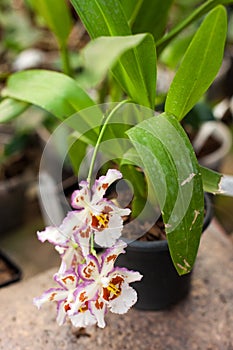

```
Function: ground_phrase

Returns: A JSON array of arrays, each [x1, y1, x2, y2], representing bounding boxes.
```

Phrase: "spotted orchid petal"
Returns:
[[91, 169, 122, 204], [69, 302, 97, 328], [71, 181, 90, 210], [110, 267, 143, 284], [78, 255, 100, 281], [90, 297, 107, 328], [75, 226, 92, 258], [54, 272, 78, 290], [100, 240, 127, 276], [108, 282, 138, 314], [56, 300, 70, 326], [59, 211, 86, 237], [33, 288, 69, 309], [69, 282, 98, 315], [93, 214, 123, 248]]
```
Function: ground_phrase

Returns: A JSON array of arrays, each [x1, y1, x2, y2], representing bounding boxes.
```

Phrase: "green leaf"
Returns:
[[70, 0, 130, 37], [119, 0, 143, 26], [127, 113, 204, 275], [78, 34, 156, 88], [156, 0, 232, 54], [2, 70, 95, 119], [112, 34, 156, 108], [30, 0, 72, 46], [200, 166, 222, 193], [71, 0, 156, 108], [132, 0, 173, 41], [165, 6, 227, 120], [0, 98, 29, 123]]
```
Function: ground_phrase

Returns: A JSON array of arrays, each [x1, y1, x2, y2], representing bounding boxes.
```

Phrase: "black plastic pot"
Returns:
[[117, 194, 213, 310], [0, 250, 22, 288], [0, 175, 26, 234]]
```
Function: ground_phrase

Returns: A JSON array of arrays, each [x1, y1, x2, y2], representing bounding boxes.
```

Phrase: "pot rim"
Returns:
[[122, 192, 213, 252], [0, 249, 22, 288]]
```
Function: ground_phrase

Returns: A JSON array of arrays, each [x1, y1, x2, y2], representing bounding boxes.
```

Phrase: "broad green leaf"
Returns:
[[71, 0, 156, 108], [132, 0, 173, 41], [200, 166, 222, 193], [77, 34, 156, 89], [30, 0, 72, 46], [157, 0, 232, 54], [0, 98, 29, 123], [127, 113, 204, 275], [111, 35, 156, 108], [2, 70, 95, 120], [70, 0, 130, 37], [165, 6, 227, 121]]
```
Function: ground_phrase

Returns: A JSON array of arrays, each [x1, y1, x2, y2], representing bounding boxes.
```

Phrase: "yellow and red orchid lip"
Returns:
[[91, 213, 110, 230]]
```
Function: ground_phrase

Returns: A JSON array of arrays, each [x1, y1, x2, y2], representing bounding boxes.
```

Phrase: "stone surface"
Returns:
[[0, 219, 232, 350]]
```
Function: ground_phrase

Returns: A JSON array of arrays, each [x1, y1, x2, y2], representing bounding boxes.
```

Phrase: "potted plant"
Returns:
[[1, 0, 233, 329]]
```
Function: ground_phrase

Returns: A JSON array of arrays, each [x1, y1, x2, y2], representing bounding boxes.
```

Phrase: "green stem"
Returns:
[[156, 0, 233, 55], [90, 233, 97, 256], [87, 100, 129, 187], [128, 0, 143, 28], [60, 43, 72, 76]]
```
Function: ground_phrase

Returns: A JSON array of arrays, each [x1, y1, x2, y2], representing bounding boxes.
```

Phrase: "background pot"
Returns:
[[0, 175, 26, 234], [0, 249, 22, 288], [192, 121, 232, 171], [117, 194, 213, 310]]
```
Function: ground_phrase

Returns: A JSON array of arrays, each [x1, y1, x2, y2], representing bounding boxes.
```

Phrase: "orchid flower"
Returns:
[[71, 169, 131, 256], [33, 271, 79, 326], [69, 241, 143, 328], [34, 169, 142, 330], [37, 211, 84, 273]]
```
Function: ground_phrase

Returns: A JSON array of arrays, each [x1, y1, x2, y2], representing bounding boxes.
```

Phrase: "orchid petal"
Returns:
[[59, 211, 85, 238], [57, 247, 77, 274], [78, 255, 100, 281], [105, 202, 131, 217], [37, 211, 84, 247], [100, 240, 126, 276], [92, 169, 122, 204], [94, 214, 123, 248], [71, 182, 90, 209], [37, 226, 68, 246], [69, 307, 96, 328], [110, 267, 143, 284], [33, 288, 68, 309], [70, 282, 98, 315], [109, 283, 138, 314], [76, 226, 92, 258], [56, 301, 69, 326], [54, 272, 78, 290], [90, 298, 107, 328], [57, 244, 83, 274]]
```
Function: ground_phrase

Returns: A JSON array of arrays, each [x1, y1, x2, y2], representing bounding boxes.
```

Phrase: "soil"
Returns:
[[122, 216, 167, 242]]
